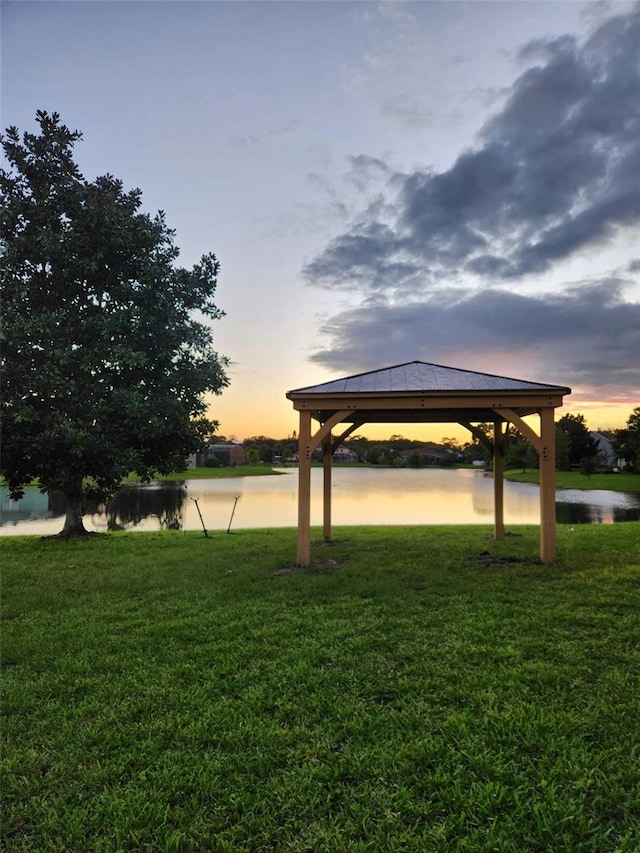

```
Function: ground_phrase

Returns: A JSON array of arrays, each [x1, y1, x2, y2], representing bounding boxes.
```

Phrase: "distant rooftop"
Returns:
[[288, 361, 571, 396]]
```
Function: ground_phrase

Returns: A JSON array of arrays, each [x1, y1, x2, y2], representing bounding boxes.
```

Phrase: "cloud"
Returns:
[[345, 154, 393, 193], [310, 278, 640, 400], [305, 4, 640, 294]]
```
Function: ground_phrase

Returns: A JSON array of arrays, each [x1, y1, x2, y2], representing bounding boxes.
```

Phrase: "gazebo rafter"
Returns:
[[287, 361, 571, 567]]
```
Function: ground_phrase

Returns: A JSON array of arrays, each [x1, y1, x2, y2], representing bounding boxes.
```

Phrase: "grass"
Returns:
[[1, 467, 283, 491], [505, 469, 640, 492], [127, 465, 285, 482], [2, 524, 640, 852]]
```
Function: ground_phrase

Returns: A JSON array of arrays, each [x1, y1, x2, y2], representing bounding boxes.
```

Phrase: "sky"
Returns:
[[3, 0, 639, 442]]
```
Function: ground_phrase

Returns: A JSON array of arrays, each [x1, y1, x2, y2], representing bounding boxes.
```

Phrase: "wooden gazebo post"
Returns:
[[295, 409, 351, 565], [493, 420, 505, 540], [539, 407, 557, 562], [296, 410, 312, 566], [322, 434, 332, 542]]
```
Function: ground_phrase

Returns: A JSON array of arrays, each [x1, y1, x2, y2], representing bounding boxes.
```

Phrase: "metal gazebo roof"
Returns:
[[287, 360, 571, 426], [289, 360, 570, 396]]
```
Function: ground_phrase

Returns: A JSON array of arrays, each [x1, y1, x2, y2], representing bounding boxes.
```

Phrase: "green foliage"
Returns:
[[242, 435, 275, 463], [613, 407, 640, 472], [505, 437, 538, 472], [580, 455, 597, 478], [0, 112, 229, 533], [440, 436, 462, 452], [438, 453, 457, 467], [244, 447, 262, 465], [344, 435, 456, 466], [2, 525, 639, 851], [459, 423, 492, 463], [557, 414, 599, 469], [555, 424, 571, 471], [406, 452, 426, 468]]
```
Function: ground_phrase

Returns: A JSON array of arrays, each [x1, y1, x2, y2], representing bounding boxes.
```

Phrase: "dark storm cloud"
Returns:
[[304, 5, 640, 292], [310, 279, 640, 396], [306, 220, 424, 292]]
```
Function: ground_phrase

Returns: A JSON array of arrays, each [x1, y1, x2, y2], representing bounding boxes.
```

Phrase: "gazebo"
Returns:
[[286, 361, 571, 566]]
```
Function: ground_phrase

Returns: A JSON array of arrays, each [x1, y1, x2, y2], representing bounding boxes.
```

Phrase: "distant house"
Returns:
[[187, 443, 246, 468], [333, 445, 359, 463], [289, 445, 358, 464], [590, 431, 625, 469], [399, 443, 448, 465], [208, 443, 246, 466]]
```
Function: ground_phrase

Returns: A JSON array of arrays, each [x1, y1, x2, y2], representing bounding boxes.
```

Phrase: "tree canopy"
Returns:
[[556, 413, 599, 470], [613, 407, 640, 472], [0, 111, 229, 535]]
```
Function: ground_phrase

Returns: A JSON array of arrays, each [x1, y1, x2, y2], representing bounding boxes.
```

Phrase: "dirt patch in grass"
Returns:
[[470, 550, 543, 566]]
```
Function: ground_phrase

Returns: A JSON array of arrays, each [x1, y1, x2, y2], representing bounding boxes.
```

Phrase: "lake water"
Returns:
[[2, 468, 640, 536]]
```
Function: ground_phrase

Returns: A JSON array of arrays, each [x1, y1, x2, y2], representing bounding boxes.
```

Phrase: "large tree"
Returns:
[[556, 413, 599, 469], [613, 407, 640, 472], [1, 111, 229, 535]]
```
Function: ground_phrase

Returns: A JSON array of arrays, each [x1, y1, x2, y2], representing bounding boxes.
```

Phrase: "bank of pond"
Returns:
[[2, 467, 640, 535]]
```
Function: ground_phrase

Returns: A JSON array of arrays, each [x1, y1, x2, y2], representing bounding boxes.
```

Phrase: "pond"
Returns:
[[2, 468, 639, 536]]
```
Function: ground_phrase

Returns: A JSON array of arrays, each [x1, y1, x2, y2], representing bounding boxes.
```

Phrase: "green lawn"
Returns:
[[505, 469, 640, 492], [156, 465, 284, 481], [2, 525, 639, 852]]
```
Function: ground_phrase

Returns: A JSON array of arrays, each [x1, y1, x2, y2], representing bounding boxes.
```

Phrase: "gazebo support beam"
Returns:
[[322, 434, 332, 542], [331, 422, 362, 453], [539, 407, 557, 563], [296, 410, 312, 566], [310, 410, 352, 452], [296, 409, 351, 566], [458, 421, 494, 453], [497, 406, 557, 562], [493, 420, 505, 540], [497, 408, 542, 453], [322, 422, 363, 543]]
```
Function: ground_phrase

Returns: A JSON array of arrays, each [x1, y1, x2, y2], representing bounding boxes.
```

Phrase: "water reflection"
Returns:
[[555, 489, 640, 524], [100, 483, 185, 531], [2, 468, 639, 536]]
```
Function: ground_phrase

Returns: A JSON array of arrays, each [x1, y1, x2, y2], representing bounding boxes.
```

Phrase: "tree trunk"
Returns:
[[57, 494, 90, 537]]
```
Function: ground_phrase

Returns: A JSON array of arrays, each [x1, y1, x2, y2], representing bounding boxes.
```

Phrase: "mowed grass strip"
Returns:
[[504, 469, 640, 492], [2, 525, 639, 852], [131, 465, 285, 481]]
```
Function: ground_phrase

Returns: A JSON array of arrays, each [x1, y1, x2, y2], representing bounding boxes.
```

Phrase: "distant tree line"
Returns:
[[611, 407, 640, 472], [225, 434, 298, 465], [240, 433, 462, 467], [238, 407, 640, 473], [240, 429, 498, 467], [498, 409, 640, 474]]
